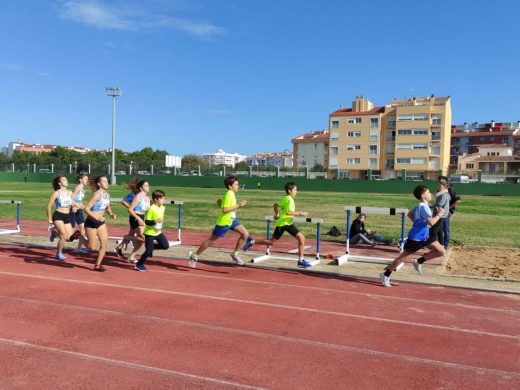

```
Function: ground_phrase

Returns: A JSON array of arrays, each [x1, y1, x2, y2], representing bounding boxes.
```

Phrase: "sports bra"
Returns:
[[54, 190, 72, 209], [133, 194, 150, 215], [73, 187, 85, 203], [91, 191, 110, 212]]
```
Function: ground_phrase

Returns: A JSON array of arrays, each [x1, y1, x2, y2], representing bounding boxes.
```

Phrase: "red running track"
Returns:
[[0, 243, 519, 389]]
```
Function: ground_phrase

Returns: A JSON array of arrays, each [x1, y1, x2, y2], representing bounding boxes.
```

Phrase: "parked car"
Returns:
[[38, 168, 52, 173], [115, 170, 126, 175], [406, 176, 422, 181], [449, 175, 469, 184], [137, 170, 150, 175]]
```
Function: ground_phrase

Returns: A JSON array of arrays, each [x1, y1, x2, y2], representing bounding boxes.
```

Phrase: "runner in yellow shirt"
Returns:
[[134, 190, 169, 272], [242, 182, 313, 268], [189, 176, 249, 268]]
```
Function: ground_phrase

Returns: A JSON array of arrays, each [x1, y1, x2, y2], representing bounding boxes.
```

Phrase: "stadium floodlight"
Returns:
[[105, 86, 121, 185]]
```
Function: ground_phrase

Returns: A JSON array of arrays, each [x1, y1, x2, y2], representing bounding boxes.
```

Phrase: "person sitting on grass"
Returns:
[[349, 213, 390, 246]]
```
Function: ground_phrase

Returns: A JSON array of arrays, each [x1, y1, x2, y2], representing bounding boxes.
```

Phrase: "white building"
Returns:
[[458, 144, 520, 175], [247, 150, 293, 168], [291, 130, 329, 169], [202, 149, 247, 168]]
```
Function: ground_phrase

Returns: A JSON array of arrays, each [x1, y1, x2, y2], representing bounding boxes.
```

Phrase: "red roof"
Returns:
[[329, 107, 384, 117]]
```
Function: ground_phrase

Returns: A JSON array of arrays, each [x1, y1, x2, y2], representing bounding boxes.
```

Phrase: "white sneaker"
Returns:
[[127, 257, 138, 264], [412, 259, 422, 275], [188, 251, 198, 269], [230, 253, 245, 265], [379, 272, 391, 287]]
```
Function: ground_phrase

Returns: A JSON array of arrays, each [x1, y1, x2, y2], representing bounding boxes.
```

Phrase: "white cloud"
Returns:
[[208, 109, 230, 116], [60, 1, 133, 30], [0, 62, 24, 71], [59, 1, 225, 38]]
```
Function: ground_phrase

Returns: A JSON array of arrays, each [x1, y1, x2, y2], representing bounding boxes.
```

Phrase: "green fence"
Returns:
[[1, 172, 519, 196]]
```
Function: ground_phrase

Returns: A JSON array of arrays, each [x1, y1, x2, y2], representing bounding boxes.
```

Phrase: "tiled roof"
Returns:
[[329, 107, 384, 117]]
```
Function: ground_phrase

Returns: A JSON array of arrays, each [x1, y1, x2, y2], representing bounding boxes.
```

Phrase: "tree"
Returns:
[[182, 154, 207, 170], [234, 161, 249, 171], [312, 163, 327, 172]]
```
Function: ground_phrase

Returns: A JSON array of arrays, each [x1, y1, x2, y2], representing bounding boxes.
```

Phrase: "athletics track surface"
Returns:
[[0, 223, 518, 388]]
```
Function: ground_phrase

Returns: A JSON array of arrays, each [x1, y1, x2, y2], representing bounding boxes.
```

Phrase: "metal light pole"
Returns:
[[105, 86, 121, 185]]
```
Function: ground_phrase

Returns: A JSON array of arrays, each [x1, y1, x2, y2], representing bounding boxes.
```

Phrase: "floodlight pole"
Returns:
[[105, 86, 121, 185]]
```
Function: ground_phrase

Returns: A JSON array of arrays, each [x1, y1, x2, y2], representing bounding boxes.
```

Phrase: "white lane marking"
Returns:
[[0, 338, 267, 389], [1, 299, 519, 379], [0, 270, 519, 340], [2, 243, 518, 315]]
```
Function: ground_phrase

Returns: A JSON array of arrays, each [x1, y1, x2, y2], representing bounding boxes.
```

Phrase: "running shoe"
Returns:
[[114, 247, 125, 259], [297, 259, 313, 268], [55, 253, 66, 261], [135, 263, 147, 272], [230, 253, 245, 265], [412, 259, 422, 275], [242, 236, 255, 252], [127, 257, 138, 264], [49, 228, 57, 242], [379, 272, 391, 287], [188, 251, 198, 268], [73, 248, 89, 254], [69, 230, 81, 241]]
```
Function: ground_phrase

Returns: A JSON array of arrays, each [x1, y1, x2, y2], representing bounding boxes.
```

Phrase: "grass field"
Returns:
[[0, 182, 519, 248]]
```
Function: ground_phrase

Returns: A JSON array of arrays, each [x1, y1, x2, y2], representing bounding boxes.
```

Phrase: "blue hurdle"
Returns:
[[335, 206, 408, 266], [0, 200, 22, 235], [109, 198, 184, 246], [252, 215, 323, 266]]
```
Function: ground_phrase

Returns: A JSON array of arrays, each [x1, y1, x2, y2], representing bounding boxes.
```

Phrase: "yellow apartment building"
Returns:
[[328, 96, 451, 179]]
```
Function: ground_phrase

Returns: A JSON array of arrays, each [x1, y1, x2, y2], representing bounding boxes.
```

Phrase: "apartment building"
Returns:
[[291, 130, 329, 169], [329, 96, 451, 179], [450, 121, 520, 169], [202, 149, 247, 168], [458, 144, 520, 176], [247, 150, 293, 168]]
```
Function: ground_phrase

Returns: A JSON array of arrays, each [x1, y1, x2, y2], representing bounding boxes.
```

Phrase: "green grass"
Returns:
[[1, 182, 519, 249]]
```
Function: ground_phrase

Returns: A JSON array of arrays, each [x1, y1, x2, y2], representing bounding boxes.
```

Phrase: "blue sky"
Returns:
[[1, 0, 519, 156]]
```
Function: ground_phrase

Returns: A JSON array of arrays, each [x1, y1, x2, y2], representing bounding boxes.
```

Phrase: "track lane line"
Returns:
[[0, 271, 519, 340]]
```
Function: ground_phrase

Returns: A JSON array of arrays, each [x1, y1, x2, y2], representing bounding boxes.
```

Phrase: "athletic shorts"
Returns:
[[52, 210, 71, 224], [212, 220, 241, 237], [403, 238, 434, 253], [272, 224, 300, 240], [70, 210, 85, 228], [129, 214, 144, 230], [85, 216, 106, 229]]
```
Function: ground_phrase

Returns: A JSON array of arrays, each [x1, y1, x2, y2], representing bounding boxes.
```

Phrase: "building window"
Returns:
[[347, 117, 362, 124], [369, 130, 378, 142], [431, 116, 441, 125], [489, 164, 496, 173], [330, 132, 339, 142], [386, 158, 394, 168], [398, 129, 428, 136], [398, 114, 428, 122], [466, 163, 474, 169], [386, 144, 395, 154], [397, 158, 426, 164], [346, 158, 360, 164], [388, 118, 396, 127], [396, 144, 428, 150], [332, 120, 339, 128], [347, 144, 361, 150], [347, 131, 361, 137], [431, 131, 441, 140], [330, 147, 338, 155], [430, 145, 441, 155], [387, 131, 396, 141], [370, 117, 379, 128], [369, 145, 378, 155], [369, 158, 378, 169]]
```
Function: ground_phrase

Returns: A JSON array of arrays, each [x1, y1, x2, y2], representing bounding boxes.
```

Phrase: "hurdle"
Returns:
[[335, 206, 408, 266], [109, 199, 184, 246], [0, 200, 21, 235], [252, 215, 323, 266]]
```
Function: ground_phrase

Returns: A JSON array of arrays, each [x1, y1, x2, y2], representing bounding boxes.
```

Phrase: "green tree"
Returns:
[[182, 155, 207, 170]]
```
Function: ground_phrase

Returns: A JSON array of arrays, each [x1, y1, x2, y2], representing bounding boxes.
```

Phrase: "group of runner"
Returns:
[[47, 173, 459, 284], [47, 174, 311, 272]]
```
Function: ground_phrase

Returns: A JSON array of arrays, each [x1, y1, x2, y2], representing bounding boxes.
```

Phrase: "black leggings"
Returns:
[[137, 233, 169, 266]]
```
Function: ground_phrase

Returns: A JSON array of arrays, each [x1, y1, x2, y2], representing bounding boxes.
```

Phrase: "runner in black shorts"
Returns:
[[242, 182, 313, 268]]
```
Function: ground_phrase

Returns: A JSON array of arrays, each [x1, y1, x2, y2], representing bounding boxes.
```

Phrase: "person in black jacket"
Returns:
[[438, 176, 462, 249], [350, 213, 388, 246]]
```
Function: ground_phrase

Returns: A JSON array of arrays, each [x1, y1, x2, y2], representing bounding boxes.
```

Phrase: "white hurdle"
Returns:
[[252, 215, 323, 266], [0, 200, 21, 235], [109, 199, 184, 246], [335, 206, 408, 267]]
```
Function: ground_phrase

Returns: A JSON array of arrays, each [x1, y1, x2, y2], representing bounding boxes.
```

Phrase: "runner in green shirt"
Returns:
[[242, 182, 313, 268], [135, 190, 170, 272], [189, 176, 250, 268]]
